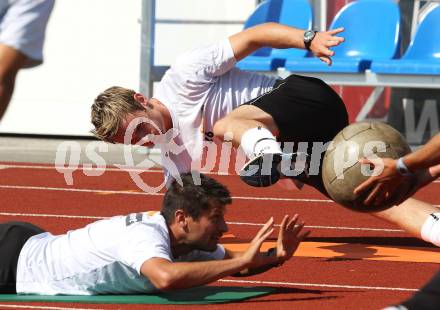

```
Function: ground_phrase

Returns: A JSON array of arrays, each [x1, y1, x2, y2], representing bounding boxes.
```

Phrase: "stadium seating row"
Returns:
[[237, 0, 440, 75]]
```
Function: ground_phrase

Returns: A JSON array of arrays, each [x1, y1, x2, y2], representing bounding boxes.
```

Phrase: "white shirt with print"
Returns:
[[16, 212, 225, 295], [153, 39, 278, 186]]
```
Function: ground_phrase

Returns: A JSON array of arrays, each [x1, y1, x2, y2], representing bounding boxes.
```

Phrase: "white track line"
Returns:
[[0, 212, 405, 233], [0, 305, 103, 310], [218, 279, 418, 292], [0, 163, 209, 175], [0, 163, 161, 173], [0, 185, 164, 196], [2, 184, 439, 207], [1, 163, 439, 184], [0, 184, 333, 203], [227, 220, 404, 232], [0, 212, 104, 220]]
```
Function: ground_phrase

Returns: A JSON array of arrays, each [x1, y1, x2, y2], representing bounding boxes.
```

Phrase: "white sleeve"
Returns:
[[172, 39, 236, 83], [118, 223, 172, 274]]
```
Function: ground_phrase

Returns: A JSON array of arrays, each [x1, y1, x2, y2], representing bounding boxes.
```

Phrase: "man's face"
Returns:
[[185, 205, 228, 252], [111, 94, 166, 147]]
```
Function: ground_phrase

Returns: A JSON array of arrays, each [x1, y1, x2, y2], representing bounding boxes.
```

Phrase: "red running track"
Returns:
[[1, 162, 440, 310]]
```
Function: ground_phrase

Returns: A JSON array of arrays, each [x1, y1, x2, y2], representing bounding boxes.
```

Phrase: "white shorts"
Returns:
[[0, 0, 55, 67]]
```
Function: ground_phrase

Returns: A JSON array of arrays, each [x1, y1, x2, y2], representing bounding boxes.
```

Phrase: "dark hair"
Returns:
[[161, 173, 232, 224]]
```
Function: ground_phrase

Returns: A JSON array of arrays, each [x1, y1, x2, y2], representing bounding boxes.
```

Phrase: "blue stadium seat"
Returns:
[[371, 4, 440, 75], [238, 0, 272, 60], [284, 0, 400, 73], [236, 0, 312, 71]]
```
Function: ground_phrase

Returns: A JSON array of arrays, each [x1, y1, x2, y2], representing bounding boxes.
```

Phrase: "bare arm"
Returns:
[[225, 248, 281, 277], [404, 133, 440, 172], [141, 256, 248, 290], [229, 22, 344, 65], [354, 133, 440, 207], [141, 218, 275, 291], [0, 45, 28, 119]]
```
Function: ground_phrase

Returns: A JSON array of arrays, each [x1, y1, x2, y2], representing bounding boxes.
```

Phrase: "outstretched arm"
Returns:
[[354, 133, 440, 207], [229, 22, 344, 65], [141, 217, 275, 291], [404, 133, 440, 172]]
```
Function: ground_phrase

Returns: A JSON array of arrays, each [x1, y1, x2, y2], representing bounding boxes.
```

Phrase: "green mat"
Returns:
[[0, 286, 275, 304]]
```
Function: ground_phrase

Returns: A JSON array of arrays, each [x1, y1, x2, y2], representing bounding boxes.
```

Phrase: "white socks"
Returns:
[[421, 213, 440, 247], [240, 127, 282, 159]]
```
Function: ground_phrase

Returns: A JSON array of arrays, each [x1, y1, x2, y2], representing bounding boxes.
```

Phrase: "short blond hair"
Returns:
[[91, 86, 144, 142]]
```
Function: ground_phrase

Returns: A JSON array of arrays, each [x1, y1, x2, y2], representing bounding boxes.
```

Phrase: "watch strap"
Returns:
[[396, 157, 414, 177]]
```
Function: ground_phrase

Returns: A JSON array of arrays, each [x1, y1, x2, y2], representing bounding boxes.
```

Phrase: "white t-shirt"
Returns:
[[16, 212, 225, 295], [153, 39, 278, 186], [0, 0, 54, 67]]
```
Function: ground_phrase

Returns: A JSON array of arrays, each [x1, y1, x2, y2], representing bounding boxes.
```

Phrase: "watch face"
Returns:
[[304, 30, 316, 42]]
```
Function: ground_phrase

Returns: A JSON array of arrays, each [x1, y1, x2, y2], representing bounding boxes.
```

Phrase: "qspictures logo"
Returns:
[[55, 116, 387, 193]]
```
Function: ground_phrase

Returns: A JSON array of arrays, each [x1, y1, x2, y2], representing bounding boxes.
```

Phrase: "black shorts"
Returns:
[[243, 74, 349, 195], [0, 222, 45, 293]]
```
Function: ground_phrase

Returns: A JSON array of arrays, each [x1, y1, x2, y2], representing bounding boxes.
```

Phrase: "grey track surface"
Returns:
[[0, 136, 161, 167]]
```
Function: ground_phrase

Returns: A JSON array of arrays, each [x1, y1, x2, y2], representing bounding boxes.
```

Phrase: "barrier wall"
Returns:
[[1, 0, 438, 145], [0, 0, 254, 136]]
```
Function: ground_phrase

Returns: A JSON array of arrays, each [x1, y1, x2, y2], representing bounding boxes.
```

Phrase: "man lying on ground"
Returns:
[[0, 173, 308, 295]]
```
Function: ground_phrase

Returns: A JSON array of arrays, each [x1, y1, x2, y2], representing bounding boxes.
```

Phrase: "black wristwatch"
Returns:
[[303, 30, 317, 50]]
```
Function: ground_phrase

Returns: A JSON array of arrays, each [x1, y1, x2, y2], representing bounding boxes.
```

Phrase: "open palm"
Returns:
[[276, 214, 309, 263]]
